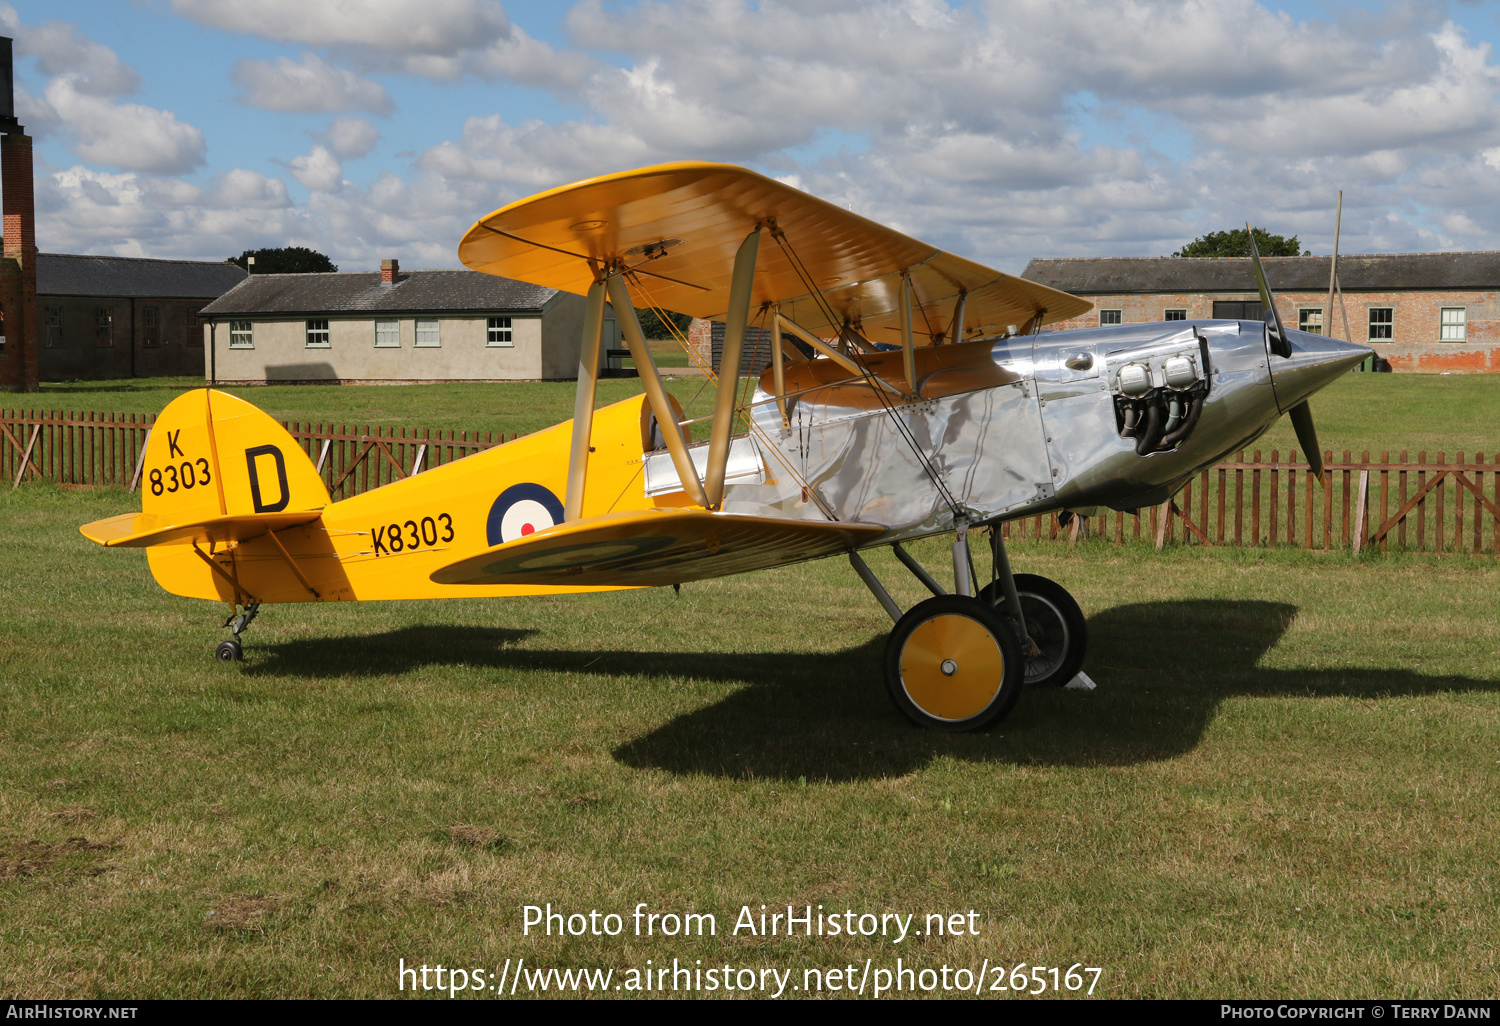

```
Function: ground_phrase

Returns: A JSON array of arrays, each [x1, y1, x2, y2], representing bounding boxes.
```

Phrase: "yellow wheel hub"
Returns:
[[899, 612, 1005, 721]]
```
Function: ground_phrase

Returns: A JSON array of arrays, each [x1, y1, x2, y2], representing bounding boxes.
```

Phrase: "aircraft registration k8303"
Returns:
[[82, 163, 1370, 731]]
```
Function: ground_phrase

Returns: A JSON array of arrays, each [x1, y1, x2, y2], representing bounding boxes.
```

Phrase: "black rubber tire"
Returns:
[[979, 573, 1087, 688], [215, 640, 243, 663], [883, 595, 1025, 732]]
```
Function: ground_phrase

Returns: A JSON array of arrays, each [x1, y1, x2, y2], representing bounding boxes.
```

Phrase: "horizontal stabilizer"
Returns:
[[80, 509, 323, 548], [430, 508, 885, 587]]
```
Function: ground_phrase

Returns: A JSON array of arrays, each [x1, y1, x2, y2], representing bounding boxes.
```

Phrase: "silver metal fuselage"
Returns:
[[728, 319, 1371, 544]]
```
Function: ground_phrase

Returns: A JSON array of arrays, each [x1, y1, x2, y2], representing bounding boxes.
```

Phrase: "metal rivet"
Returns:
[[941, 659, 958, 676]]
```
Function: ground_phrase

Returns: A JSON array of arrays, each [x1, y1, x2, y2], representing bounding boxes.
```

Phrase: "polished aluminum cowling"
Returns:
[[721, 318, 1370, 544], [1267, 328, 1371, 414]]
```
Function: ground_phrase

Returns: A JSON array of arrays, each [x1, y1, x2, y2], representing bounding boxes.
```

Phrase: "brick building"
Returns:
[[1021, 252, 1500, 372], [34, 254, 247, 380]]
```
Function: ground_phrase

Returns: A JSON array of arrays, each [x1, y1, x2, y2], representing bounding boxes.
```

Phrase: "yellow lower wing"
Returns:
[[81, 510, 324, 548], [430, 508, 885, 587]]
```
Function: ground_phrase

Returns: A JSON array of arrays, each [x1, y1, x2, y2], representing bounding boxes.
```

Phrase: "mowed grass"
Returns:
[[24, 370, 1500, 456], [3, 483, 1499, 998]]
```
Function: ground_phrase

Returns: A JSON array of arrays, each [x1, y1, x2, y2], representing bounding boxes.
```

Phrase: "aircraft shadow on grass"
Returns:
[[248, 600, 1498, 782]]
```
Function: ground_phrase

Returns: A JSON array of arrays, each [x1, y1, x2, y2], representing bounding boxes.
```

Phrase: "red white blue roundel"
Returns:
[[486, 483, 565, 546]]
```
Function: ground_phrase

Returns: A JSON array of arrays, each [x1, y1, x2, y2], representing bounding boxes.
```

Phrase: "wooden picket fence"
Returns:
[[0, 409, 512, 502], [4, 409, 1496, 556], [1005, 448, 1500, 556]]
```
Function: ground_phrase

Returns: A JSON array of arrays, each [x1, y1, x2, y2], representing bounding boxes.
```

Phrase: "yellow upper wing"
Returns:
[[458, 162, 1091, 344]]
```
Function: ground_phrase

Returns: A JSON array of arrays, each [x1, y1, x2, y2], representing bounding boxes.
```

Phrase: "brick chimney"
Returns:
[[0, 36, 36, 393], [381, 258, 399, 284]]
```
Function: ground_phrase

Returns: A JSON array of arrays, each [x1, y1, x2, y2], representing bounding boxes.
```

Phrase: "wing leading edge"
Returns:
[[81, 510, 324, 548], [458, 162, 1091, 344]]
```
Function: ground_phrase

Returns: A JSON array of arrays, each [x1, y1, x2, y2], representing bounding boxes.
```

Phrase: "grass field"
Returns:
[[2, 481, 1498, 998], [20, 370, 1500, 457]]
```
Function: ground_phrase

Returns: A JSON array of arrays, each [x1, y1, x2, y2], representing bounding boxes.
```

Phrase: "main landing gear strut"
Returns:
[[216, 602, 260, 662], [850, 522, 1088, 732]]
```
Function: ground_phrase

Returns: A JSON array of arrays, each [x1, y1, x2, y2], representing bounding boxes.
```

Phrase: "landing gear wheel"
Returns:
[[979, 573, 1087, 688], [215, 639, 243, 663], [884, 595, 1024, 732]]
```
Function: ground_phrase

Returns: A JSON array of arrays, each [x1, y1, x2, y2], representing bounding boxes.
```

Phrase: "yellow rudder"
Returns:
[[140, 388, 328, 518]]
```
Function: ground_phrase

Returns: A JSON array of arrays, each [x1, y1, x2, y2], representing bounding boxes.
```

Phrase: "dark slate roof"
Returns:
[[1020, 252, 1500, 294], [201, 269, 559, 317], [38, 253, 248, 299]]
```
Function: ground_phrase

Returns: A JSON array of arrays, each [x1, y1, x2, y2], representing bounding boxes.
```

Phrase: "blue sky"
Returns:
[[7, 0, 1500, 273]]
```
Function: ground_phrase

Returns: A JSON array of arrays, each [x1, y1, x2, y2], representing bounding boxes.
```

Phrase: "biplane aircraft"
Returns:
[[81, 163, 1370, 731]]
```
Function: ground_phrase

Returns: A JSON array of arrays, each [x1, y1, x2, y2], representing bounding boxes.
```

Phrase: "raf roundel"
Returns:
[[486, 483, 565, 546]]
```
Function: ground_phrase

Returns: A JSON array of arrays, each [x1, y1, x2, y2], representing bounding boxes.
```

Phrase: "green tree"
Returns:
[[637, 308, 693, 339], [1173, 228, 1308, 258], [228, 247, 339, 274]]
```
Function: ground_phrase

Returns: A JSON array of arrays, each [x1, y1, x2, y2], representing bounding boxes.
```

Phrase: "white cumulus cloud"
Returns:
[[288, 146, 344, 191], [320, 117, 381, 160], [233, 53, 394, 114], [45, 79, 206, 175], [169, 0, 510, 55]]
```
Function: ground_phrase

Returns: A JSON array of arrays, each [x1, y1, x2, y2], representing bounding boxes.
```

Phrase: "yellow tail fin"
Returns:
[[140, 389, 328, 519]]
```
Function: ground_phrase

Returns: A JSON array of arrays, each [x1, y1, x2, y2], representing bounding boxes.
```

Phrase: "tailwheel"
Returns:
[[884, 595, 1024, 732], [216, 601, 259, 663], [979, 574, 1087, 688]]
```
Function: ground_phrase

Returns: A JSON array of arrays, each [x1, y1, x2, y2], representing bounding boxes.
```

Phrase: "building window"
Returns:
[[375, 320, 400, 348], [1212, 300, 1265, 320], [415, 319, 440, 348], [229, 321, 254, 349], [186, 311, 202, 348], [306, 319, 331, 348], [1440, 307, 1466, 342], [1164, 309, 1186, 321], [1298, 308, 1324, 335], [1367, 308, 1393, 341], [1099, 309, 1122, 326], [142, 305, 160, 347], [487, 316, 513, 347], [44, 306, 63, 348], [95, 308, 113, 347]]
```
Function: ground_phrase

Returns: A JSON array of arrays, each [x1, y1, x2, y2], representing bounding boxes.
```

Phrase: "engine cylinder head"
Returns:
[[1117, 363, 1152, 397], [1164, 355, 1198, 390]]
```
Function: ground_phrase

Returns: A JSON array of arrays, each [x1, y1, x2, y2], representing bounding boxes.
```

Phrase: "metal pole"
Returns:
[[892, 542, 946, 596], [606, 274, 709, 509], [564, 278, 607, 522], [849, 550, 902, 623], [949, 290, 967, 346], [770, 302, 788, 431], [899, 270, 917, 393], [704, 227, 760, 509], [1326, 190, 1342, 339], [989, 526, 1026, 630], [951, 521, 973, 597]]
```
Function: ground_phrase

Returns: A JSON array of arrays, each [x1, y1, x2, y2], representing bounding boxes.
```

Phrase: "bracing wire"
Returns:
[[624, 271, 837, 520], [769, 227, 964, 519], [624, 271, 714, 421]]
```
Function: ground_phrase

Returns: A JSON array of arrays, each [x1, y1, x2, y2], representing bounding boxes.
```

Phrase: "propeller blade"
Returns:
[[1288, 400, 1324, 481], [1246, 223, 1292, 358]]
